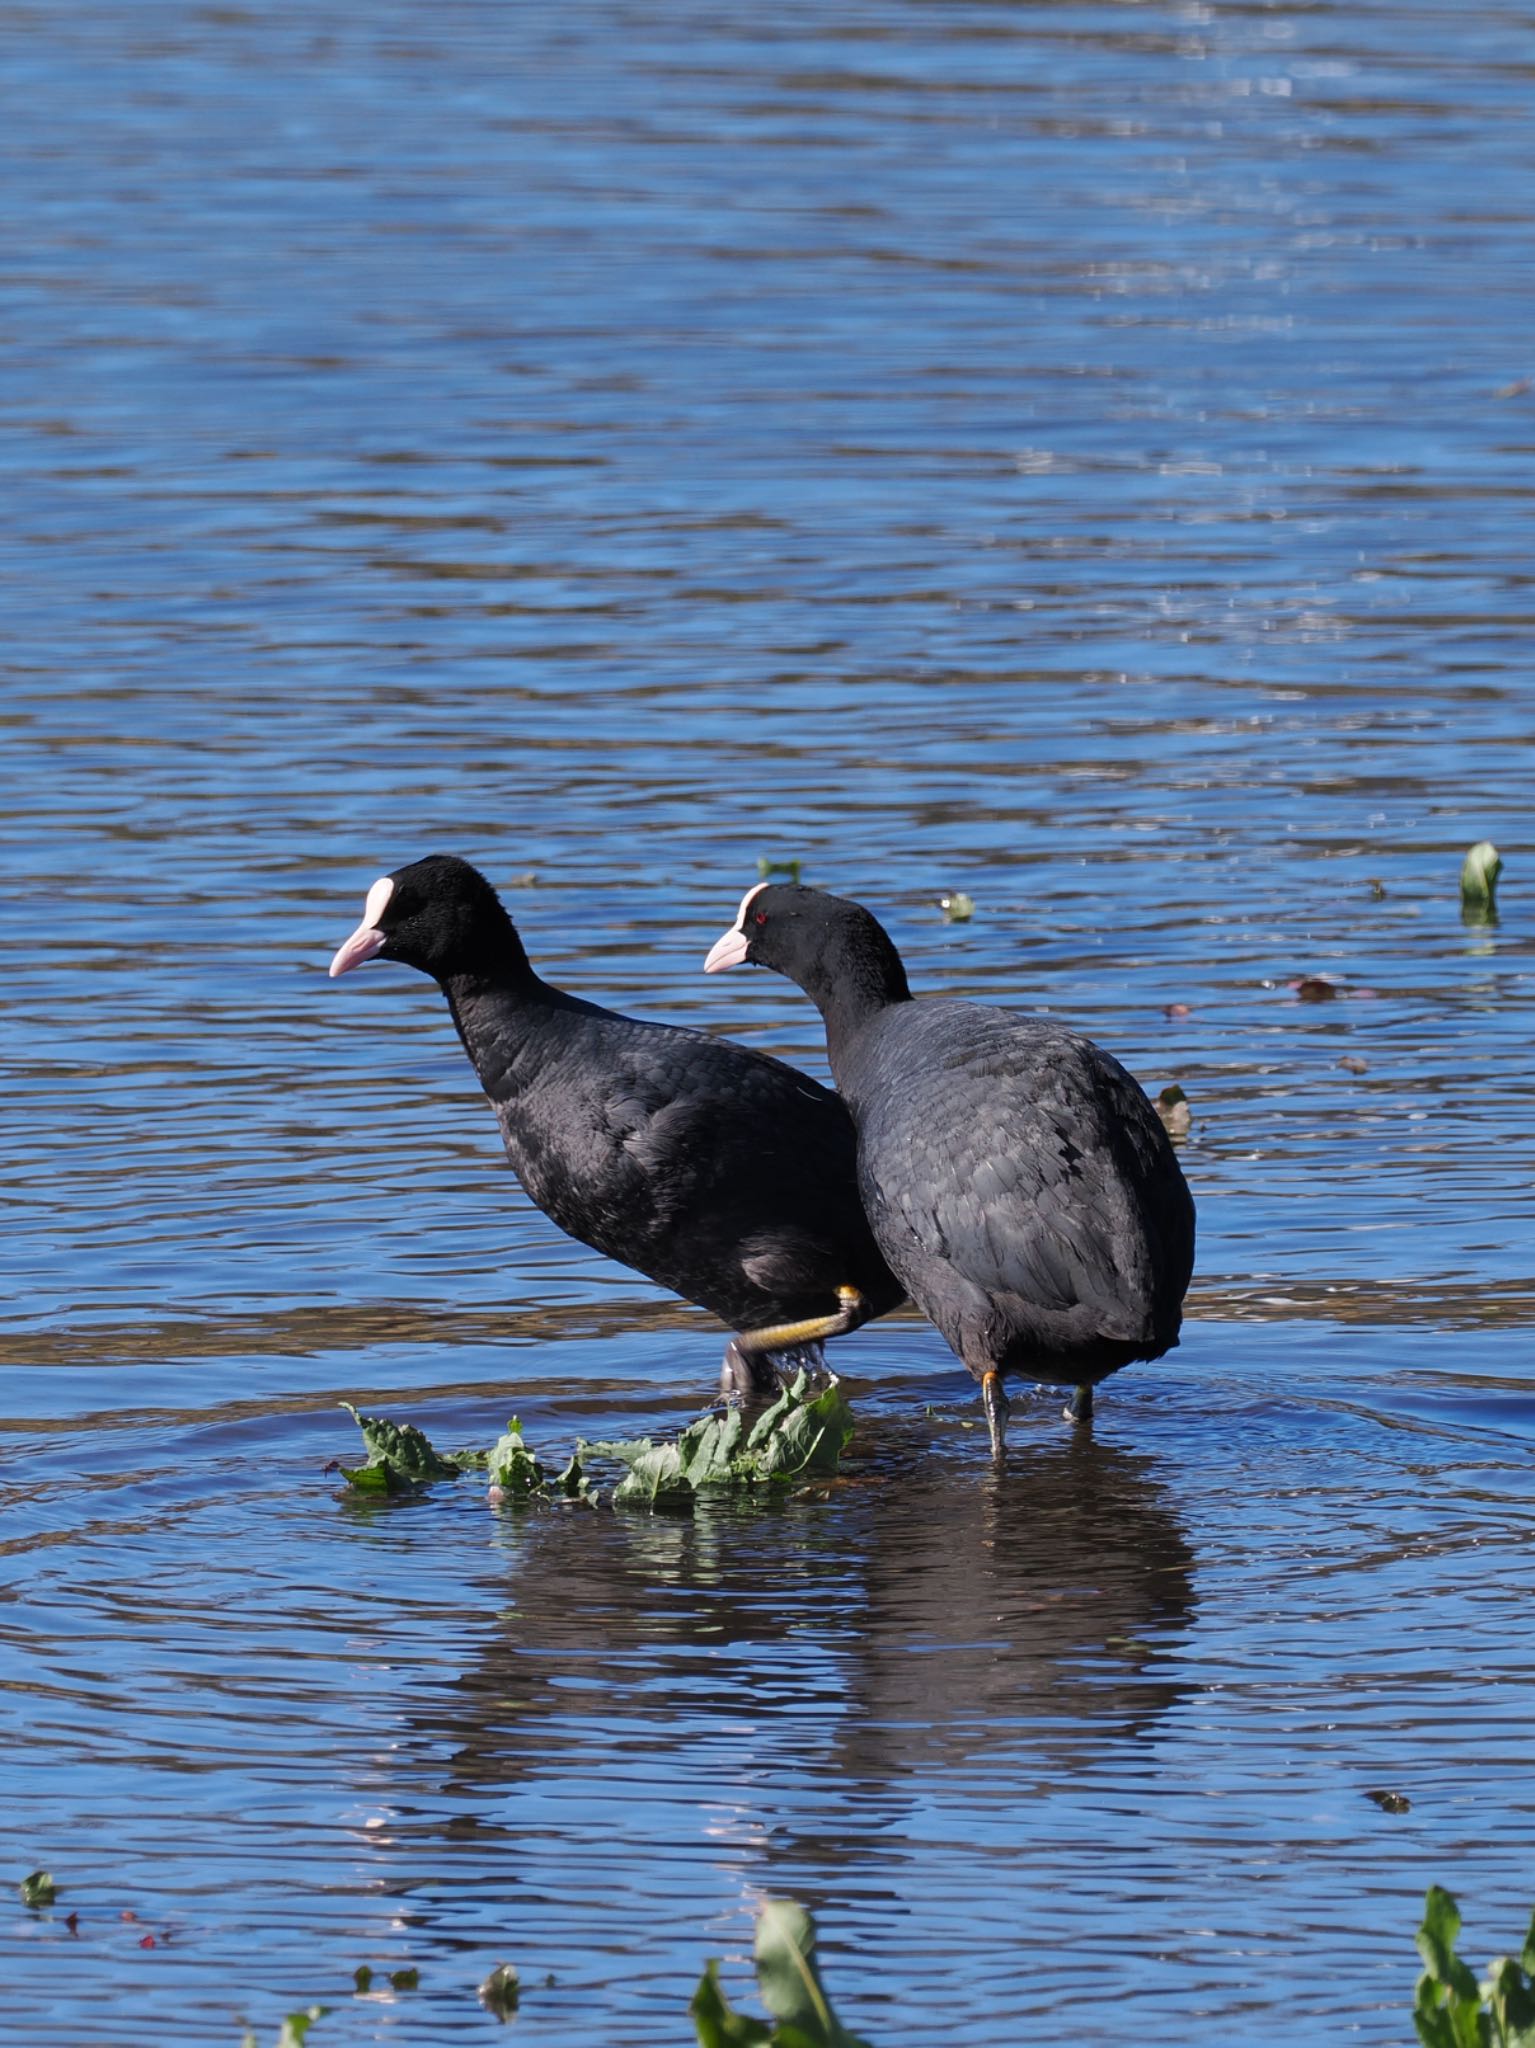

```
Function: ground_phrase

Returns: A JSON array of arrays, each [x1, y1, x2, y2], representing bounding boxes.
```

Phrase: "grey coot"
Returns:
[[330, 856, 902, 1393], [705, 882, 1194, 1451]]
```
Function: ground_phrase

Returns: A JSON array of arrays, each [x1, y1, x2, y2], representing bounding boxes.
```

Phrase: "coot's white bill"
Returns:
[[704, 880, 770, 972], [329, 875, 395, 978]]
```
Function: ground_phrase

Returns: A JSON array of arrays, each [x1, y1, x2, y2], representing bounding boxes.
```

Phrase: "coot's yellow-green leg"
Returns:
[[731, 1283, 870, 1357], [1065, 1383, 1094, 1425]]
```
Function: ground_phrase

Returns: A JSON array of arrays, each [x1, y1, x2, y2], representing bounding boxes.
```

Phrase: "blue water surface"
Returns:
[[2, 2, 1533, 2042]]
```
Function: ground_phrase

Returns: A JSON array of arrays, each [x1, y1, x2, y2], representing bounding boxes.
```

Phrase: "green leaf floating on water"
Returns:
[[338, 1402, 598, 1507], [588, 1372, 853, 1510], [19, 1870, 56, 1907], [338, 1403, 463, 1493], [486, 1417, 547, 1498], [691, 1899, 874, 2048], [339, 1373, 848, 1512], [479, 1961, 521, 2019], [488, 1420, 598, 1507]]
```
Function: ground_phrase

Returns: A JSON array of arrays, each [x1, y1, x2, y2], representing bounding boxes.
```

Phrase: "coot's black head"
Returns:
[[704, 882, 911, 1023], [329, 854, 524, 983]]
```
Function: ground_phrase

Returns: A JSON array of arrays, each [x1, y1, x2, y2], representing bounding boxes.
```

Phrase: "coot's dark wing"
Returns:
[[851, 1002, 1192, 1348], [489, 1007, 896, 1328]]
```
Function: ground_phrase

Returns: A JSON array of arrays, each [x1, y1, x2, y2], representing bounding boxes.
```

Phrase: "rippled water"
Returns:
[[3, 1, 1534, 2041]]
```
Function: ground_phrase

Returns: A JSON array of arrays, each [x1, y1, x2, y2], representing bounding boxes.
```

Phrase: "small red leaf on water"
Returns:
[[139, 1934, 156, 1949], [1163, 1002, 1192, 1020], [121, 1910, 137, 1923], [64, 1912, 79, 1936]]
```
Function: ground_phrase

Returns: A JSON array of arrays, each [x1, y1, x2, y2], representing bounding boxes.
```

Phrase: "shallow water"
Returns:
[[3, 1, 1534, 2041]]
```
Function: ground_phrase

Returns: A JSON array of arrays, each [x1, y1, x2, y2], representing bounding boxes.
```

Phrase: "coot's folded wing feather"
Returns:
[[502, 1012, 893, 1321], [857, 1006, 1184, 1338]]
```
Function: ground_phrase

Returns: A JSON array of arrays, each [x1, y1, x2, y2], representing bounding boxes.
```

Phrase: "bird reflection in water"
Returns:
[[420, 1411, 1196, 1867]]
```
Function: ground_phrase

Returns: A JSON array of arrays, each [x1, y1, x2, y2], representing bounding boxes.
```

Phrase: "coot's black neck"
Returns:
[[795, 921, 913, 1072], [437, 950, 601, 1104]]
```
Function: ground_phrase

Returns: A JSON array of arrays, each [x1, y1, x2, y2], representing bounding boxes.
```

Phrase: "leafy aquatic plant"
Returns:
[[204, 1884, 1535, 2046], [486, 1419, 595, 1506], [235, 1901, 868, 2044], [1155, 1083, 1191, 1138], [479, 1961, 521, 2019], [338, 1404, 464, 1493], [240, 2007, 328, 2048], [338, 1371, 853, 1512], [587, 1371, 854, 1509], [1414, 1885, 1535, 2048], [1460, 840, 1503, 921], [691, 1898, 875, 2048]]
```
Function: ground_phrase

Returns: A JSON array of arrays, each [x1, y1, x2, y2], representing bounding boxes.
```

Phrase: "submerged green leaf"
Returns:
[[19, 1870, 56, 1907], [757, 856, 803, 885], [337, 1460, 403, 1495]]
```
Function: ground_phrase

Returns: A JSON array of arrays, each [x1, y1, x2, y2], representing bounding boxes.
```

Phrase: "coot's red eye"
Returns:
[[754, 911, 768, 926]]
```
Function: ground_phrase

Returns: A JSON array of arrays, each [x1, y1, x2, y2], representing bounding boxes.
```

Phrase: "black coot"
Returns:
[[330, 856, 902, 1393], [705, 882, 1194, 1450]]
